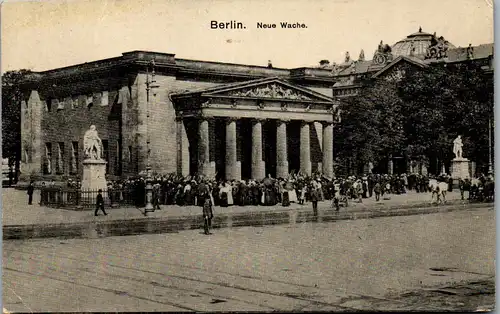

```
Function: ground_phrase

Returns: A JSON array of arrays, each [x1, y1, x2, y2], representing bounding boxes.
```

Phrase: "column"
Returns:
[[225, 118, 240, 181], [176, 117, 189, 176], [276, 120, 289, 178], [251, 119, 266, 180], [322, 122, 334, 178], [198, 118, 211, 177], [300, 121, 312, 176]]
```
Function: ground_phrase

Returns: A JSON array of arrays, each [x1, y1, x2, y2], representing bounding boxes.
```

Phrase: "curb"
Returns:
[[3, 201, 492, 241]]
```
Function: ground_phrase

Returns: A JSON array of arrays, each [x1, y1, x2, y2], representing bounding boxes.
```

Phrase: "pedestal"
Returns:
[[81, 159, 107, 191], [451, 158, 470, 179]]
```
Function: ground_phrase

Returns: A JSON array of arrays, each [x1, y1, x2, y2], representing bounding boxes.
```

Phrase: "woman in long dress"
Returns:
[[219, 183, 228, 207], [281, 181, 290, 207], [226, 182, 234, 206], [287, 180, 298, 203]]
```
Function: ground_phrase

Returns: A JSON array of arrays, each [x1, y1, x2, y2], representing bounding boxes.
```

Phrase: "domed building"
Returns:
[[391, 27, 456, 58], [332, 27, 493, 98], [329, 27, 493, 175]]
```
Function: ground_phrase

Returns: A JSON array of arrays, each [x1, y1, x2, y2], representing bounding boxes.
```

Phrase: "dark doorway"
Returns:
[[263, 120, 277, 178], [288, 121, 300, 174], [240, 119, 252, 180], [373, 158, 388, 175], [392, 157, 407, 174], [214, 119, 226, 180], [185, 119, 199, 176]]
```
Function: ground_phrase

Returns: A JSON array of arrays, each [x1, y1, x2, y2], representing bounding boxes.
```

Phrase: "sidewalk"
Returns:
[[3, 188, 491, 240], [3, 189, 466, 226]]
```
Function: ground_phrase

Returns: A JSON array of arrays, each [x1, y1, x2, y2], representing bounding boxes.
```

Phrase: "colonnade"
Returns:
[[197, 117, 334, 180]]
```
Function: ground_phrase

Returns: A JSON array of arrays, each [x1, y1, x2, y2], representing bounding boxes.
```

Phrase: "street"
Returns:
[[3, 207, 495, 312]]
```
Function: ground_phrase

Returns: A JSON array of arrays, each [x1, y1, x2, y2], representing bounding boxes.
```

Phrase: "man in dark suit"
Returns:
[[199, 185, 213, 235], [458, 178, 466, 200], [310, 182, 319, 217], [368, 175, 374, 198], [95, 189, 108, 216], [27, 181, 35, 205]]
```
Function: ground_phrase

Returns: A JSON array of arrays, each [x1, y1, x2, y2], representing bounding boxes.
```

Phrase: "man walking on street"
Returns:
[[458, 178, 466, 200], [199, 184, 213, 235], [95, 189, 108, 216], [27, 181, 35, 205], [310, 181, 319, 218]]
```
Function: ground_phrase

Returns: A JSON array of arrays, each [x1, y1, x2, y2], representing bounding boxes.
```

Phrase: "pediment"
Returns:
[[372, 56, 427, 81], [201, 78, 333, 103]]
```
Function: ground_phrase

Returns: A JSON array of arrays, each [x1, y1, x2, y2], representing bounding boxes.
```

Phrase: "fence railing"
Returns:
[[39, 187, 138, 208]]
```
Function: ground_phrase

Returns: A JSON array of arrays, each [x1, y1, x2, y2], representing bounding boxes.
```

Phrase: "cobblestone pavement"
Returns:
[[3, 207, 494, 312], [2, 188, 465, 226]]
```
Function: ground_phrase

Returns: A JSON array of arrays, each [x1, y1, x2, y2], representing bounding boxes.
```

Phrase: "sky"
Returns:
[[1, 0, 494, 73]]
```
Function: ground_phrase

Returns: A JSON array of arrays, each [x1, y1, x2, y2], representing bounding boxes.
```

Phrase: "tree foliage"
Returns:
[[335, 61, 493, 174], [333, 78, 407, 174], [400, 62, 493, 170], [2, 69, 33, 165]]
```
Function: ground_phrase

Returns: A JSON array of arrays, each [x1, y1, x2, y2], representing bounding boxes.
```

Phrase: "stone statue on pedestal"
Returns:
[[451, 135, 470, 180], [81, 125, 107, 193], [84, 125, 103, 160], [453, 135, 463, 159]]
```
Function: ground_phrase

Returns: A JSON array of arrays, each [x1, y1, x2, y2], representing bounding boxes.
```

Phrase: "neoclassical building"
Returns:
[[19, 28, 493, 180]]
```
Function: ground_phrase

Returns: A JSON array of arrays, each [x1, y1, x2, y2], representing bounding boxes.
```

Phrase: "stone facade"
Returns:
[[20, 51, 336, 181]]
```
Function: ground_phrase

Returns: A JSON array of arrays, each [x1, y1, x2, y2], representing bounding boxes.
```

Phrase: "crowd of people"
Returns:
[[56, 171, 493, 209]]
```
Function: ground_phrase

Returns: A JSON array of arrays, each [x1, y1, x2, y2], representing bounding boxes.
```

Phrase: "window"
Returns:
[[128, 146, 132, 162], [71, 96, 78, 109], [102, 140, 109, 174], [93, 92, 102, 106], [70, 142, 79, 174], [46, 99, 52, 112], [44, 143, 52, 174], [57, 99, 65, 111], [115, 140, 122, 175], [86, 95, 93, 109], [56, 142, 64, 174], [24, 148, 29, 163], [101, 91, 109, 106]]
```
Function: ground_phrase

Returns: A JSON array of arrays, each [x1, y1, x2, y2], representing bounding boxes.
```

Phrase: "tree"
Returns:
[[334, 60, 493, 176], [2, 69, 33, 172], [399, 62, 493, 173], [334, 78, 406, 175]]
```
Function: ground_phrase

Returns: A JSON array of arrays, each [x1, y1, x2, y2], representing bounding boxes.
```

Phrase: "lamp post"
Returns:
[[144, 59, 159, 215]]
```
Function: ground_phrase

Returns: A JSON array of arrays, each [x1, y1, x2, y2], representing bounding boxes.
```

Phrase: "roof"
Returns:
[[372, 55, 427, 78], [331, 41, 493, 78], [446, 43, 494, 62], [170, 76, 334, 103], [336, 60, 385, 76], [391, 28, 456, 58]]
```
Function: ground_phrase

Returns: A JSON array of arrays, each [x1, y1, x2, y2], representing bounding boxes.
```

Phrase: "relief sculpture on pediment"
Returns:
[[228, 83, 312, 100], [383, 64, 408, 82]]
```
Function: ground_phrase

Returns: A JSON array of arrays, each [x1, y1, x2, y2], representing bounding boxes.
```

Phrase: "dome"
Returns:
[[391, 27, 456, 57]]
